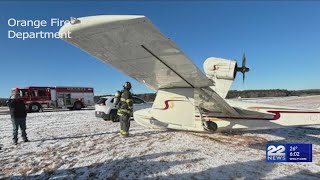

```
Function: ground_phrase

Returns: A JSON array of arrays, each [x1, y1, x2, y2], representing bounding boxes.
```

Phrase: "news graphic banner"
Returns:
[[6, 18, 74, 40], [266, 144, 312, 162]]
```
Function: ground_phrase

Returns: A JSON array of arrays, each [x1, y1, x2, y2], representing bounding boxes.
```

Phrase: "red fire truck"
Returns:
[[12, 86, 94, 112]]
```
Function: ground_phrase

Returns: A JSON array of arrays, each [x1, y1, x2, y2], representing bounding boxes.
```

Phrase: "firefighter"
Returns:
[[7, 90, 29, 145], [116, 82, 133, 137]]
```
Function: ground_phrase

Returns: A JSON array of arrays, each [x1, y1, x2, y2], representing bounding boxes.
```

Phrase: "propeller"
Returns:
[[235, 53, 250, 83]]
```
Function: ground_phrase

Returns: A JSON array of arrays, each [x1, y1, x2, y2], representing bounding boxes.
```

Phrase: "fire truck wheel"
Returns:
[[29, 103, 42, 113], [74, 101, 83, 110]]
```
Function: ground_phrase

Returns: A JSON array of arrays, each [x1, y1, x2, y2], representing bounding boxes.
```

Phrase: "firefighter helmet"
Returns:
[[123, 81, 132, 89]]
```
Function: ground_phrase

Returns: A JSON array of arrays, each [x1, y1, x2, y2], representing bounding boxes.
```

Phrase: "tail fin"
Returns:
[[203, 58, 237, 98]]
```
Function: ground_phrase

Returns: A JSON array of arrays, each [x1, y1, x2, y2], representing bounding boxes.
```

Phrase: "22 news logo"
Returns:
[[266, 143, 312, 162], [266, 145, 286, 162]]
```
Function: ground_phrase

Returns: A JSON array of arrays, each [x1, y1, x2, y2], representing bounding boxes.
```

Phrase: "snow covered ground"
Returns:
[[0, 107, 9, 115], [239, 95, 320, 109], [0, 96, 320, 179]]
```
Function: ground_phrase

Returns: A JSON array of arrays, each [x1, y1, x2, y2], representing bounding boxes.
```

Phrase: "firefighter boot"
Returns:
[[13, 139, 18, 145], [120, 130, 129, 137]]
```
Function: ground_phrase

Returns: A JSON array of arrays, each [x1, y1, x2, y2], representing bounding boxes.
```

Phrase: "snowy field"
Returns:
[[0, 96, 320, 179], [0, 107, 9, 115], [0, 107, 94, 115]]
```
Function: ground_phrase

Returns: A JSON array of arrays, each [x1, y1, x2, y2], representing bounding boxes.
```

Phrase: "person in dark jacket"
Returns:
[[116, 82, 133, 137], [7, 90, 29, 145]]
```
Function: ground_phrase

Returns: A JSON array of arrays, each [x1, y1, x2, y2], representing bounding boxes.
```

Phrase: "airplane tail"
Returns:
[[203, 58, 237, 98]]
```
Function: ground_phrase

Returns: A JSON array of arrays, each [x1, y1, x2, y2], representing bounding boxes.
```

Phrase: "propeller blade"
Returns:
[[235, 53, 249, 83], [242, 53, 246, 68], [242, 72, 245, 83]]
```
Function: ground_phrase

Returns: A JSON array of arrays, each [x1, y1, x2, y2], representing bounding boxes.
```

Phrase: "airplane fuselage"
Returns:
[[134, 88, 320, 132]]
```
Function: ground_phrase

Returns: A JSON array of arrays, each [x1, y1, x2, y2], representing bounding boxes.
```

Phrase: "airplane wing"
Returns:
[[59, 15, 213, 90], [59, 15, 273, 118]]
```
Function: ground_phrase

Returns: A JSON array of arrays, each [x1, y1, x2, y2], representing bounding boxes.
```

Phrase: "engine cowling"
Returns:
[[203, 57, 237, 98]]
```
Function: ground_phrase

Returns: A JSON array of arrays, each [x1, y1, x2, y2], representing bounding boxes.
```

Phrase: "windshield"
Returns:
[[97, 98, 108, 104]]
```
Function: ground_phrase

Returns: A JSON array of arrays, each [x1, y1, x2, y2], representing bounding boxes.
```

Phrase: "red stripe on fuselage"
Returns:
[[195, 115, 275, 120], [155, 100, 186, 110], [196, 110, 320, 121], [267, 110, 320, 120]]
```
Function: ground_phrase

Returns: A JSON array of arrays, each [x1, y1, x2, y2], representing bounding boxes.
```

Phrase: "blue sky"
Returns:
[[0, 1, 320, 97]]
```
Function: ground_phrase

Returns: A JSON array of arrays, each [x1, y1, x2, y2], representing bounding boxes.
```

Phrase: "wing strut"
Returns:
[[195, 87, 240, 116]]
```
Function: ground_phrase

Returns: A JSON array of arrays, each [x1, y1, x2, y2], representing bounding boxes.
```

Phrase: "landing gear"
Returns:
[[203, 121, 218, 132], [197, 106, 218, 132]]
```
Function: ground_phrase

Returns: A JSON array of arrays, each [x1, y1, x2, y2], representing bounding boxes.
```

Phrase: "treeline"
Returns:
[[94, 93, 156, 103], [226, 89, 320, 99], [135, 89, 320, 101], [0, 98, 8, 106], [1, 89, 320, 106], [134, 93, 157, 102], [94, 89, 320, 102]]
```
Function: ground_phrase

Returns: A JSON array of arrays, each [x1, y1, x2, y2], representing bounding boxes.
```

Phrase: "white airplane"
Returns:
[[59, 15, 320, 132]]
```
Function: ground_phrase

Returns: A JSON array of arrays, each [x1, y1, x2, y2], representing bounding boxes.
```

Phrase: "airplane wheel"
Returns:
[[204, 121, 218, 132]]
